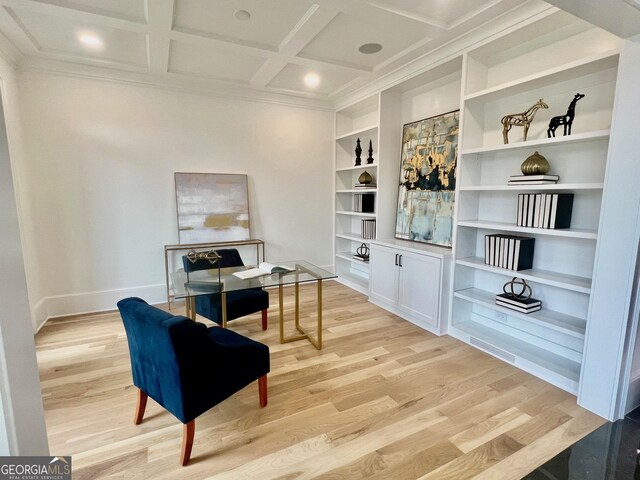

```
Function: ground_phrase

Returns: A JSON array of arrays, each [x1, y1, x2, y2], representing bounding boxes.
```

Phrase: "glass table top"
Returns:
[[172, 260, 336, 299]]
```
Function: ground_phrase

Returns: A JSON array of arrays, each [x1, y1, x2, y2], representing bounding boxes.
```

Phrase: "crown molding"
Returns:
[[17, 57, 334, 111], [331, 1, 557, 109]]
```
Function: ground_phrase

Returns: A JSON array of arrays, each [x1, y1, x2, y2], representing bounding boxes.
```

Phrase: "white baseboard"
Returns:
[[32, 284, 166, 332]]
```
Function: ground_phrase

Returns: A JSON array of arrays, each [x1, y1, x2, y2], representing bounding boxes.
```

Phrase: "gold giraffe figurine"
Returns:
[[500, 99, 548, 144]]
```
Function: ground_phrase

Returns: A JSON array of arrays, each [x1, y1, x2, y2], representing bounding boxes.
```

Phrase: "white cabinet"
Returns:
[[369, 240, 451, 335]]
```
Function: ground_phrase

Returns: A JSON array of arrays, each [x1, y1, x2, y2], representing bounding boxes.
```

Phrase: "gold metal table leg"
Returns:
[[221, 291, 228, 328], [186, 297, 196, 321], [278, 267, 323, 350]]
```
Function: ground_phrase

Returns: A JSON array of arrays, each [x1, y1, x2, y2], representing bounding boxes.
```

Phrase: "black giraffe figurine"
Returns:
[[547, 93, 585, 137]]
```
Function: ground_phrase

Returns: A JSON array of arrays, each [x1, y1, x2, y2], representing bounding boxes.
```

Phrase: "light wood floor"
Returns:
[[35, 281, 605, 479]]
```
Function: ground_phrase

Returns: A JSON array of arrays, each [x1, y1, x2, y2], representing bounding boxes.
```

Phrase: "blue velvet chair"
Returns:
[[117, 297, 270, 466], [182, 248, 269, 330]]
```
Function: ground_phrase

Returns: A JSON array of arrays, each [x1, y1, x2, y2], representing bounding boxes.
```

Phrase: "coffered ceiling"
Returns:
[[0, 0, 557, 106]]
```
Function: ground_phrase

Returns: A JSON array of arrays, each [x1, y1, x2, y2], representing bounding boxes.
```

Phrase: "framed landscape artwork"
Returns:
[[395, 110, 459, 247], [175, 172, 251, 244]]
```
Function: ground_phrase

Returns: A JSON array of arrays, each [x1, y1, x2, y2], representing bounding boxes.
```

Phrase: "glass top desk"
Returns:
[[172, 261, 336, 350]]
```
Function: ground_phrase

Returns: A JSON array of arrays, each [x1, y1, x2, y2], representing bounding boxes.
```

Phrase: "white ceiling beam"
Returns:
[[357, 0, 450, 29], [145, 0, 173, 74], [0, 7, 38, 54], [0, 0, 148, 31]]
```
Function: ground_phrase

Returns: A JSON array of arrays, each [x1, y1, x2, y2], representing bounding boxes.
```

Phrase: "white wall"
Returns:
[[16, 73, 334, 328], [0, 57, 49, 454]]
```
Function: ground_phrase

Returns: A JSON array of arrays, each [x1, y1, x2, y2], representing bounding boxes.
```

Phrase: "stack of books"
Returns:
[[517, 193, 573, 229], [495, 293, 542, 314], [354, 183, 377, 189], [361, 219, 376, 239], [508, 174, 559, 185], [484, 234, 535, 271], [352, 253, 369, 262], [353, 193, 375, 213]]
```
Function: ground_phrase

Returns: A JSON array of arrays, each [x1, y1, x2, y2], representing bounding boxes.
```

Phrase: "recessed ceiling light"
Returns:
[[304, 73, 320, 89], [233, 9, 251, 21], [358, 43, 383, 54], [78, 32, 103, 49]]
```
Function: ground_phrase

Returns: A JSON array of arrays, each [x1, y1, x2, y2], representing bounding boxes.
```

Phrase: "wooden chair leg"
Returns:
[[180, 420, 195, 466], [258, 375, 268, 407], [134, 389, 147, 425], [261, 309, 268, 331]]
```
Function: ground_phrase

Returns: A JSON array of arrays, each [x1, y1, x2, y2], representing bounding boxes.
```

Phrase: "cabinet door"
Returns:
[[397, 251, 441, 328], [369, 244, 399, 305]]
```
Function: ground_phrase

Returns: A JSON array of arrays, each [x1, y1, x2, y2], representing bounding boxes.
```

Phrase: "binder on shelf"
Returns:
[[353, 193, 375, 213], [549, 193, 574, 229], [484, 234, 535, 271], [516, 193, 574, 229], [361, 218, 376, 239]]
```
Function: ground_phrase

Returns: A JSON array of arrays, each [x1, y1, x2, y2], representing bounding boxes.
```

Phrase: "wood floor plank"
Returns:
[[35, 281, 605, 479]]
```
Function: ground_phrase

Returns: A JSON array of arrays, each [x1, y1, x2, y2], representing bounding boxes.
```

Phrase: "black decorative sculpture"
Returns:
[[355, 243, 370, 260], [367, 140, 374, 164], [354, 138, 362, 166], [547, 93, 585, 138]]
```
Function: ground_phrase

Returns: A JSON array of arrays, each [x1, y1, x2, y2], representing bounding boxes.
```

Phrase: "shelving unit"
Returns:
[[448, 11, 622, 394], [333, 95, 380, 294]]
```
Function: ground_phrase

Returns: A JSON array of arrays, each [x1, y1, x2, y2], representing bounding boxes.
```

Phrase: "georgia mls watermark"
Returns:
[[0, 456, 71, 480]]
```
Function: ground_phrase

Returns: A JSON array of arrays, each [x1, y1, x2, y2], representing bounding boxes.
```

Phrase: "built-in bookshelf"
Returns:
[[448, 11, 622, 394], [334, 95, 380, 293]]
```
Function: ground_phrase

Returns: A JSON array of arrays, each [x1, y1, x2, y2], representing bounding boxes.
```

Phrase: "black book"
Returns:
[[496, 301, 542, 314], [549, 193, 574, 229], [495, 293, 541, 308], [512, 236, 535, 271], [360, 193, 375, 213]]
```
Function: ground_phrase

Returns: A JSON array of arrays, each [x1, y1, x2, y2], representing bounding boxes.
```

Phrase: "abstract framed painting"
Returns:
[[395, 110, 459, 247], [175, 172, 250, 244]]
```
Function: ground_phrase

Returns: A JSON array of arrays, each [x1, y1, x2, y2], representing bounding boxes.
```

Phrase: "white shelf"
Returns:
[[449, 320, 581, 390], [335, 269, 369, 295], [463, 50, 619, 104], [335, 125, 378, 141], [457, 220, 598, 239], [456, 257, 592, 294], [454, 287, 586, 339], [459, 183, 603, 192], [336, 188, 378, 193], [336, 233, 369, 242], [336, 164, 378, 172], [336, 253, 370, 266], [335, 211, 376, 218], [461, 130, 610, 156]]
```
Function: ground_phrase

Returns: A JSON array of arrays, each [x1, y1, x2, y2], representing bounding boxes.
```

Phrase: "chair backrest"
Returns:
[[117, 297, 212, 422], [182, 248, 244, 272]]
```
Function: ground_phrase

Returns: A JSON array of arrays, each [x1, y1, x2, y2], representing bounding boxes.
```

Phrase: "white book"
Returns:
[[507, 237, 516, 270], [485, 235, 490, 264], [496, 301, 542, 314], [233, 262, 295, 279], [527, 194, 535, 227], [543, 193, 553, 228], [533, 193, 542, 228], [537, 194, 546, 228], [517, 194, 524, 226], [499, 236, 506, 268], [489, 235, 497, 267], [549, 193, 559, 229], [523, 195, 529, 227], [513, 238, 521, 271]]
